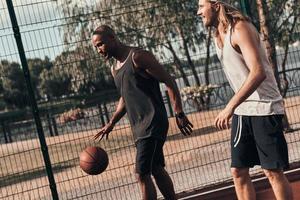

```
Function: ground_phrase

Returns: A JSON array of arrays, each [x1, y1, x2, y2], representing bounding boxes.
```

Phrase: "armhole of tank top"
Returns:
[[111, 65, 116, 78], [229, 26, 242, 55], [131, 50, 152, 79], [131, 50, 138, 74]]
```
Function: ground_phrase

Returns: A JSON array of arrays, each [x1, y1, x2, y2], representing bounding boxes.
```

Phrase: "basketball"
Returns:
[[79, 146, 109, 175]]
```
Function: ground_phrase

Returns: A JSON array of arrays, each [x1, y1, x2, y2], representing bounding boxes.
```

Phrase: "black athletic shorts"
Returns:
[[135, 138, 165, 175], [231, 114, 289, 170]]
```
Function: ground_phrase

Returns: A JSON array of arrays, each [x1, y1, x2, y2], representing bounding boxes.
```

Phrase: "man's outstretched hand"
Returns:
[[176, 113, 193, 136], [93, 122, 114, 141]]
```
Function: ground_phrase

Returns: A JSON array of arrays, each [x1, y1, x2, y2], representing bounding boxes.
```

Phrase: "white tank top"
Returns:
[[214, 27, 284, 116]]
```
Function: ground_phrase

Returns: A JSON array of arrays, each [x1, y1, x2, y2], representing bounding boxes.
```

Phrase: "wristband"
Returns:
[[175, 112, 185, 119]]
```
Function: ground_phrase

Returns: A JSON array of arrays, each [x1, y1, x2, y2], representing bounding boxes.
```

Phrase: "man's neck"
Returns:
[[114, 44, 131, 62], [216, 20, 228, 35]]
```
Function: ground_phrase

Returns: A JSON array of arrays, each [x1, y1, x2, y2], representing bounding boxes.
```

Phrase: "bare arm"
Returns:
[[109, 66, 127, 126], [215, 21, 267, 129], [109, 97, 126, 126], [226, 21, 266, 111], [93, 68, 127, 141], [132, 50, 183, 113], [132, 50, 193, 135]]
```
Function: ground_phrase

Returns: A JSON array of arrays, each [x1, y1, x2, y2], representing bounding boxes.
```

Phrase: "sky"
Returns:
[[0, 0, 64, 62]]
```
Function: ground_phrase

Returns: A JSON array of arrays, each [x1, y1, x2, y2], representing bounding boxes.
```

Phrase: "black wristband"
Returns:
[[175, 112, 185, 119]]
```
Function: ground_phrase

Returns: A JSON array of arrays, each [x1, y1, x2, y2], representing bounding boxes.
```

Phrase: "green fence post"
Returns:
[[5, 122, 12, 143], [5, 0, 59, 199], [1, 122, 9, 143], [47, 113, 54, 137], [103, 102, 110, 123], [98, 104, 105, 126], [165, 90, 174, 117], [51, 116, 59, 136]]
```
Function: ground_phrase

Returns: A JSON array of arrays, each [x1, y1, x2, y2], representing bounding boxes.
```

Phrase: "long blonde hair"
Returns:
[[211, 1, 251, 35]]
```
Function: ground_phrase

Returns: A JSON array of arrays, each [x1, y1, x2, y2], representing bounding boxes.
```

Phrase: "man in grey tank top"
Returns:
[[197, 1, 293, 200], [91, 25, 193, 200]]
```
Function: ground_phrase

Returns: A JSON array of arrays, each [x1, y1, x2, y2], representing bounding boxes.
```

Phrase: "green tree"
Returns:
[[0, 60, 28, 108], [27, 56, 54, 98], [52, 47, 114, 95], [56, 0, 210, 87], [254, 0, 299, 131], [39, 66, 72, 98], [254, 0, 299, 94]]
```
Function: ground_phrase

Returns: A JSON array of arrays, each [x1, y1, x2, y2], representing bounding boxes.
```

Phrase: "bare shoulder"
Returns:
[[132, 49, 152, 62], [232, 20, 259, 44], [132, 49, 157, 69], [234, 20, 250, 29]]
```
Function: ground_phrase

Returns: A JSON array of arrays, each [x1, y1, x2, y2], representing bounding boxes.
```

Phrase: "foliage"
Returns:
[[55, 0, 209, 86], [52, 47, 114, 94], [37, 46, 114, 99], [0, 57, 57, 108], [253, 0, 299, 97], [27, 57, 54, 98], [249, 0, 299, 46], [0, 60, 28, 109], [39, 66, 72, 99]]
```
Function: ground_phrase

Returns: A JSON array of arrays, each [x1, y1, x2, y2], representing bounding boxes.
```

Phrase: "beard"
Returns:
[[203, 10, 218, 28], [202, 16, 213, 28], [104, 53, 111, 61], [101, 51, 112, 61]]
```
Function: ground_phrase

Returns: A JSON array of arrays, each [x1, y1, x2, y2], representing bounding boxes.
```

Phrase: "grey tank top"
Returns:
[[113, 49, 169, 141], [214, 27, 284, 116]]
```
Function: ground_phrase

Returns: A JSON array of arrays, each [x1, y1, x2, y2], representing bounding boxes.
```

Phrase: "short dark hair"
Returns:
[[92, 25, 116, 38]]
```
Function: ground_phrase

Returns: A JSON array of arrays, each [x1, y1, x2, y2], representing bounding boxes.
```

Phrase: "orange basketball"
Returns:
[[79, 146, 109, 175]]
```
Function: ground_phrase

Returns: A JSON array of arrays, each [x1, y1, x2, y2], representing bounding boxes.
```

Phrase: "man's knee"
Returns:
[[136, 173, 152, 183], [231, 168, 250, 179], [152, 166, 164, 177], [263, 169, 284, 181]]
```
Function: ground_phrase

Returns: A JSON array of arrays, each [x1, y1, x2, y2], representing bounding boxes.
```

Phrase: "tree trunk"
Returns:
[[256, 0, 293, 132], [279, 15, 298, 133], [280, 15, 298, 98], [166, 41, 204, 111], [176, 25, 201, 86], [256, 0, 281, 89], [166, 41, 191, 87]]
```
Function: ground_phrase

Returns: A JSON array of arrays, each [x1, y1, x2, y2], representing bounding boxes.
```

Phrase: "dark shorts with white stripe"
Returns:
[[231, 114, 289, 170], [135, 138, 165, 175]]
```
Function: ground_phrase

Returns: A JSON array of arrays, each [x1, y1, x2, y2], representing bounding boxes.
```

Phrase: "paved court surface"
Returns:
[[178, 168, 300, 200]]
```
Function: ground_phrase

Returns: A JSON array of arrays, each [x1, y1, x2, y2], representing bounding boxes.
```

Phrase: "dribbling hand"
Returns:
[[93, 122, 114, 141]]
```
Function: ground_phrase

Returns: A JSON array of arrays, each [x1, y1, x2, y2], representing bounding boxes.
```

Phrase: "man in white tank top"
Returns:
[[197, 1, 293, 199]]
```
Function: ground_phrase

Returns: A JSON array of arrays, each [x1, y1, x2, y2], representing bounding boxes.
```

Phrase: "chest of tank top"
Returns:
[[113, 49, 168, 140], [214, 27, 284, 115]]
